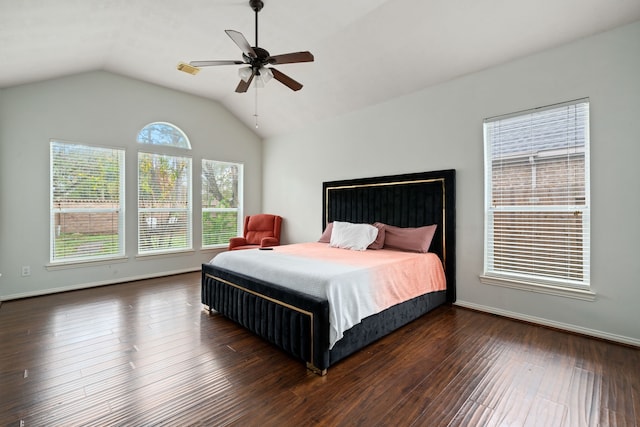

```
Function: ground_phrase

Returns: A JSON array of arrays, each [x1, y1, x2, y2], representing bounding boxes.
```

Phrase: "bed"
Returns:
[[201, 169, 456, 375]]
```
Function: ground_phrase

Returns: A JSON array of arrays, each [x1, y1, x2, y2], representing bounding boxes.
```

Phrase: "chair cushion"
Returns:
[[230, 214, 281, 250], [245, 215, 278, 245], [247, 214, 276, 230]]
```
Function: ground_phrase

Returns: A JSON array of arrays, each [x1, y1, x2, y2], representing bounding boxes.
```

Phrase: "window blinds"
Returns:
[[50, 142, 125, 262], [484, 99, 590, 287], [201, 160, 243, 247], [138, 152, 192, 254]]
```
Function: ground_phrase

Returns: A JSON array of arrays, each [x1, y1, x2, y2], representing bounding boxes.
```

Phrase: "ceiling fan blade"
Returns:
[[268, 51, 314, 65], [271, 68, 303, 91], [235, 69, 257, 93], [189, 60, 245, 67], [225, 30, 257, 58]]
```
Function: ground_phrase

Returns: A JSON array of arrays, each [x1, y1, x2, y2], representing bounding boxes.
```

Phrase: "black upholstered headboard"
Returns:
[[322, 170, 456, 303]]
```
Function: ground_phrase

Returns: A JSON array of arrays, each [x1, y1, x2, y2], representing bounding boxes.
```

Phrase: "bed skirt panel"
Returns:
[[329, 289, 446, 365], [202, 265, 331, 372]]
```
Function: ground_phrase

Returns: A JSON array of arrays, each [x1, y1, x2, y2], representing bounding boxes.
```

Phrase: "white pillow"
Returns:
[[329, 221, 378, 251]]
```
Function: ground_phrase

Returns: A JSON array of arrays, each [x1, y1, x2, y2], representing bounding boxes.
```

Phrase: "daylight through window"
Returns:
[[202, 159, 243, 248], [137, 122, 193, 255], [483, 99, 590, 289], [50, 141, 125, 263]]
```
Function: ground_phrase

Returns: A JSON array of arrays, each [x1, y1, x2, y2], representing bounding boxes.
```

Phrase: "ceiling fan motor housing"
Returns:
[[243, 47, 271, 68]]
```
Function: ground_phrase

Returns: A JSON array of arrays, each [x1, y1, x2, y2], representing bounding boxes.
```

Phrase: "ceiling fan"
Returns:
[[179, 0, 314, 93]]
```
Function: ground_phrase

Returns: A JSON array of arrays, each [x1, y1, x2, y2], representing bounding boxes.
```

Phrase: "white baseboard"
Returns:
[[0, 267, 202, 301], [454, 300, 640, 348]]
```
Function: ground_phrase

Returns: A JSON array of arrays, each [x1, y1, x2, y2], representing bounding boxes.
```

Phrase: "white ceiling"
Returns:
[[2, 0, 640, 138]]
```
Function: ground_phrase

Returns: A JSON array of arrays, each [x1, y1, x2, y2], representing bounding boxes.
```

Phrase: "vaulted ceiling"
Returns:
[[2, 0, 639, 138]]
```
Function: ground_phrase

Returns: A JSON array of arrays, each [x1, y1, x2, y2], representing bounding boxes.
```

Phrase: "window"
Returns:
[[50, 141, 125, 263], [483, 99, 590, 292], [137, 122, 192, 255], [202, 160, 243, 248], [136, 122, 191, 149]]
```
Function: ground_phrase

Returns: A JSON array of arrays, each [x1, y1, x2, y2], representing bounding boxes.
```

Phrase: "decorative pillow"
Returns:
[[380, 223, 437, 253], [368, 222, 386, 249], [318, 222, 333, 243], [329, 221, 379, 251]]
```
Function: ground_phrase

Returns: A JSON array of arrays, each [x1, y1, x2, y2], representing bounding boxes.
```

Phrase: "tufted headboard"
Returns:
[[322, 169, 456, 303]]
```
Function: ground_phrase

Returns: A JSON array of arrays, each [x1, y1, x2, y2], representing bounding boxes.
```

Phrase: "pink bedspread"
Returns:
[[274, 242, 446, 310]]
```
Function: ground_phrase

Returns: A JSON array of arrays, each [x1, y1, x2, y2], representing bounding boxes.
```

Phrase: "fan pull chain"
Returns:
[[254, 82, 259, 128]]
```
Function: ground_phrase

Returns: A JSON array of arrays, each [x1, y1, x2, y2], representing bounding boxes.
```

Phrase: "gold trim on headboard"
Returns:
[[324, 177, 447, 271]]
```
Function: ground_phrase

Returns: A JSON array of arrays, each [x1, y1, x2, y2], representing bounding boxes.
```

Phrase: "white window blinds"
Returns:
[[201, 160, 243, 248], [484, 99, 590, 288], [138, 153, 192, 254], [50, 141, 125, 262]]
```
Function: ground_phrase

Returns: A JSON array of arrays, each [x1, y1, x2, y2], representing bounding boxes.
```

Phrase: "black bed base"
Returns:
[[202, 264, 447, 374]]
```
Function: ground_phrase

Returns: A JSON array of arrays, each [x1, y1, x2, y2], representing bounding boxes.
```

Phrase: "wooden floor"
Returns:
[[1, 273, 638, 427]]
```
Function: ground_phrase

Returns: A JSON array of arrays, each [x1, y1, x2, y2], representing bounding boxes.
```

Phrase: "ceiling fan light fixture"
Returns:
[[238, 66, 253, 82], [260, 68, 273, 84], [252, 68, 274, 88]]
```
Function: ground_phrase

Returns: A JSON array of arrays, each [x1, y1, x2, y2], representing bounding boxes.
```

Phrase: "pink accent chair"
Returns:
[[228, 214, 283, 250]]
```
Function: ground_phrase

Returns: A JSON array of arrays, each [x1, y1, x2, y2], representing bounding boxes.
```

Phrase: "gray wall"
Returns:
[[262, 22, 640, 345], [0, 71, 262, 298]]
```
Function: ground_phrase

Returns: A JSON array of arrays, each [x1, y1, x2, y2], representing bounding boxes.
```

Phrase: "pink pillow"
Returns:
[[380, 223, 437, 253], [318, 223, 333, 243], [368, 222, 386, 249]]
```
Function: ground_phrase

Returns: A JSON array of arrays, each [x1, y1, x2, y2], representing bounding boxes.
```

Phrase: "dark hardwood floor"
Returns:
[[1, 272, 638, 426]]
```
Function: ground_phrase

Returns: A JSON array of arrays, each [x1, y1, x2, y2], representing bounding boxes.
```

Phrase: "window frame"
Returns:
[[50, 140, 126, 264], [137, 122, 193, 256], [136, 121, 191, 149], [201, 159, 244, 249], [481, 99, 594, 300]]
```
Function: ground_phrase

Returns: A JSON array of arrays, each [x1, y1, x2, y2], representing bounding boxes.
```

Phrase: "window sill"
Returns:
[[200, 245, 228, 251], [479, 274, 596, 301], [135, 249, 195, 260], [47, 256, 129, 271]]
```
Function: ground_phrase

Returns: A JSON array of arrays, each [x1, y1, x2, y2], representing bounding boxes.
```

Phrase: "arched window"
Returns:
[[137, 122, 192, 255], [137, 122, 191, 149]]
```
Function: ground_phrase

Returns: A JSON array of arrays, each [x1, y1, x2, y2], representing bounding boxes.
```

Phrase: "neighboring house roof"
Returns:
[[487, 102, 588, 159]]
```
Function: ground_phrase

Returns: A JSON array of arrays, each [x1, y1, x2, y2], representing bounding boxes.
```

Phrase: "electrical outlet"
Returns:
[[21, 266, 31, 277]]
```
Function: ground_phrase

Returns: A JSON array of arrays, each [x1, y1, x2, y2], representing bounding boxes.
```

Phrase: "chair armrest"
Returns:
[[260, 237, 279, 248], [229, 237, 248, 250]]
